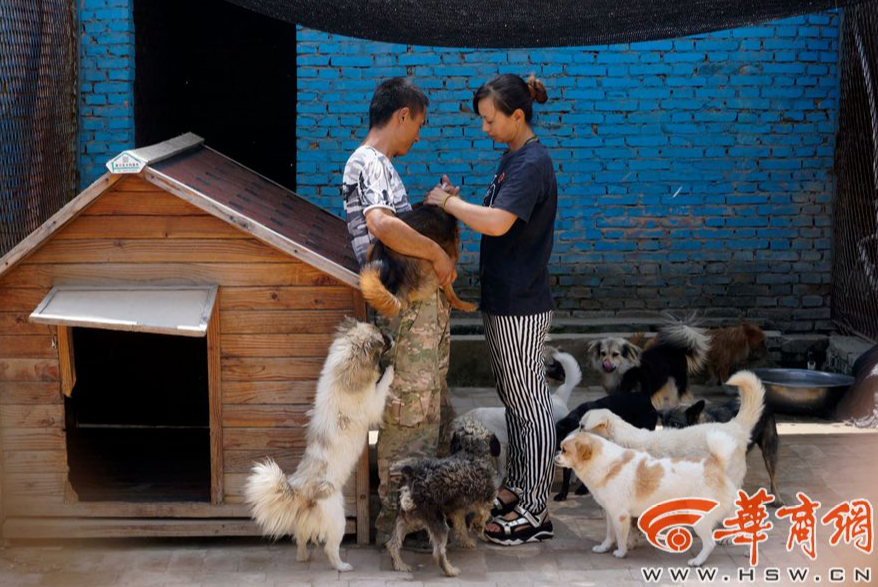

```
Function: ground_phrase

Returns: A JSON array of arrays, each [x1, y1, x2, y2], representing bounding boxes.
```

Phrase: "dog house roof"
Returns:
[[0, 133, 360, 288]]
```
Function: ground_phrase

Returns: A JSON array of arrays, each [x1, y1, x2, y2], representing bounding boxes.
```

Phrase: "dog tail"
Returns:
[[726, 370, 766, 437], [551, 350, 582, 409], [656, 312, 711, 374], [360, 262, 402, 317], [705, 430, 738, 471], [244, 459, 301, 540]]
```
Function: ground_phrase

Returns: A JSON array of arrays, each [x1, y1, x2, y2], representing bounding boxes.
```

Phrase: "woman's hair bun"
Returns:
[[526, 74, 548, 104]]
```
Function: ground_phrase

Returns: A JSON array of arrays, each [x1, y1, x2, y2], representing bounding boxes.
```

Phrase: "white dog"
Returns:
[[458, 348, 581, 480], [555, 429, 737, 566], [244, 318, 394, 572], [580, 370, 765, 490]]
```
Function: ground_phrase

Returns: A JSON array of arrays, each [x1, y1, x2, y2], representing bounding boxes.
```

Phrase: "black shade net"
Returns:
[[227, 0, 865, 48]]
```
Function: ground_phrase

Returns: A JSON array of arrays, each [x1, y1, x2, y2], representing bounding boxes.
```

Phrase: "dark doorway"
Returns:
[[65, 328, 210, 502], [133, 0, 297, 189]]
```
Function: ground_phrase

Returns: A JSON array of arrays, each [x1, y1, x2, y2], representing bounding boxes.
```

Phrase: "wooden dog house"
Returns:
[[0, 133, 372, 542]]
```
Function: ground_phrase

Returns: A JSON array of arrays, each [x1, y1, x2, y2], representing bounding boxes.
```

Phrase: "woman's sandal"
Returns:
[[490, 487, 521, 518], [484, 505, 554, 546]]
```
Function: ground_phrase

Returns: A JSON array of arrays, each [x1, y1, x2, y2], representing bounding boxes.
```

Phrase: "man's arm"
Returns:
[[365, 208, 454, 286]]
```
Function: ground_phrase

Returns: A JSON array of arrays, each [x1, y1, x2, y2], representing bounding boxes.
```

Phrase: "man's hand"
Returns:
[[425, 185, 451, 207], [440, 174, 461, 196]]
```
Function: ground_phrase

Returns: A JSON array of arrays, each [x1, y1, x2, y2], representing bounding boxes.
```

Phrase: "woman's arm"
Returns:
[[425, 186, 517, 237]]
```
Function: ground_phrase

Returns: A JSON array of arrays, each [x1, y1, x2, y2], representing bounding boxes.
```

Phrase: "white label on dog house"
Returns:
[[30, 285, 218, 336], [106, 151, 146, 174]]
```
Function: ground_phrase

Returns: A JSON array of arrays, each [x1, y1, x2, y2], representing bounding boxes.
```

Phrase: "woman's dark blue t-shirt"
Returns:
[[479, 140, 557, 316]]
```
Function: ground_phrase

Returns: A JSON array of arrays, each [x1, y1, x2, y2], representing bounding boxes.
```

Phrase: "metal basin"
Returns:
[[751, 368, 854, 417]]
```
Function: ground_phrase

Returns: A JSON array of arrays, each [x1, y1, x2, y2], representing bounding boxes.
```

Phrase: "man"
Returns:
[[342, 77, 456, 544]]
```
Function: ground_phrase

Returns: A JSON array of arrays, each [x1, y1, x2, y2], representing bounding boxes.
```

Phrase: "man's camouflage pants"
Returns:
[[374, 290, 453, 539]]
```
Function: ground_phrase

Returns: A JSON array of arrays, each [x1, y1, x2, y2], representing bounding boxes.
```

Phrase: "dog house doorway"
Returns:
[[65, 327, 210, 502], [29, 285, 223, 504]]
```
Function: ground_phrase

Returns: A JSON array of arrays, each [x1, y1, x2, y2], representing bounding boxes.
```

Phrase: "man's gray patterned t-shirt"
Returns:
[[342, 145, 411, 267]]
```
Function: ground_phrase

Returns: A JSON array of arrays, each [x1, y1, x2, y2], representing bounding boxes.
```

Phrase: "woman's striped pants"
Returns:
[[482, 310, 556, 517]]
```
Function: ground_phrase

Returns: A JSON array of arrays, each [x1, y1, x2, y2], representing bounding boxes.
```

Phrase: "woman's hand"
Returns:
[[425, 185, 451, 207]]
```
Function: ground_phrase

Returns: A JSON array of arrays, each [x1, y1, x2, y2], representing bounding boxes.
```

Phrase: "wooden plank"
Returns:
[[54, 215, 249, 240], [221, 358, 323, 381], [0, 174, 122, 279], [0, 313, 52, 335], [0, 359, 60, 382], [0, 289, 49, 312], [220, 310, 350, 334], [207, 307, 223, 505], [224, 449, 305, 474], [56, 326, 76, 397], [2, 451, 67, 474], [0, 262, 342, 289], [111, 175, 168, 192], [29, 239, 293, 265], [224, 474, 356, 507], [222, 405, 310, 428], [356, 446, 369, 545], [220, 334, 334, 358], [81, 189, 208, 216], [219, 287, 354, 311], [2, 516, 355, 538], [4, 472, 67, 497], [0, 382, 62, 405], [0, 427, 65, 451], [223, 381, 316, 405], [223, 428, 307, 451], [0, 335, 56, 358], [0, 405, 64, 428], [6, 501, 248, 518]]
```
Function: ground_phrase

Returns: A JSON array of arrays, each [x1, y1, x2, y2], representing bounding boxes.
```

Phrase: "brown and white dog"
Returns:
[[556, 429, 737, 566]]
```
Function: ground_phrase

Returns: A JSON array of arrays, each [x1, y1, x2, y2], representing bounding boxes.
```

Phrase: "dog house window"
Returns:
[[30, 286, 218, 502]]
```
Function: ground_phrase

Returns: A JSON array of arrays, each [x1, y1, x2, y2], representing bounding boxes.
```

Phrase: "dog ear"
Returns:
[[337, 316, 359, 333], [622, 341, 641, 362], [685, 400, 706, 425], [587, 340, 600, 357], [574, 436, 594, 463], [489, 434, 501, 457]]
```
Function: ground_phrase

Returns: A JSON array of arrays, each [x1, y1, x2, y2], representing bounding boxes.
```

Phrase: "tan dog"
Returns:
[[555, 430, 737, 566], [705, 322, 766, 385]]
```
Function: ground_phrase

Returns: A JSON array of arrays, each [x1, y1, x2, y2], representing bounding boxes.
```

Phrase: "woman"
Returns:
[[425, 73, 558, 545]]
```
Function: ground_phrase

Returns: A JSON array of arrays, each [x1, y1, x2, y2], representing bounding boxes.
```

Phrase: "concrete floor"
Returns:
[[1, 384, 876, 587]]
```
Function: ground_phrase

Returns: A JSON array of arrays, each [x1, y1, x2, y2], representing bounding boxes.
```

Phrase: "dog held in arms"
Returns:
[[359, 203, 477, 317], [386, 417, 500, 577], [555, 428, 739, 567], [244, 318, 394, 572], [588, 313, 711, 408]]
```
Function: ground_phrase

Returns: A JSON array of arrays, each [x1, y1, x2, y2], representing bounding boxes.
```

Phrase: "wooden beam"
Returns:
[[207, 305, 224, 505], [56, 326, 76, 398], [2, 516, 355, 539]]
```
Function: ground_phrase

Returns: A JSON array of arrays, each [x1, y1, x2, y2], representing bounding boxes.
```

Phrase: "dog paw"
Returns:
[[592, 544, 612, 554], [612, 549, 627, 559], [687, 557, 704, 567], [456, 301, 478, 313], [553, 493, 568, 502], [443, 565, 461, 577], [392, 561, 413, 573], [335, 562, 354, 572]]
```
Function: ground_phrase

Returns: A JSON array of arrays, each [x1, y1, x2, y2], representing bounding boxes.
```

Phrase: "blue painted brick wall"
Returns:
[[297, 13, 839, 332], [78, 0, 135, 190]]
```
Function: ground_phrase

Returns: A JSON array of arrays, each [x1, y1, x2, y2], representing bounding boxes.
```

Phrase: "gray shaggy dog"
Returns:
[[386, 417, 500, 577]]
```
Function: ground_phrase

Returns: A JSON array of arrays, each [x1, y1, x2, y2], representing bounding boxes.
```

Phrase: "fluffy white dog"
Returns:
[[244, 318, 394, 572], [458, 348, 581, 480], [556, 429, 737, 566], [579, 370, 765, 490]]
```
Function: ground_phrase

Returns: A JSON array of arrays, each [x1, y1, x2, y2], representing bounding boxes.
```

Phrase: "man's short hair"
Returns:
[[369, 78, 429, 129]]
